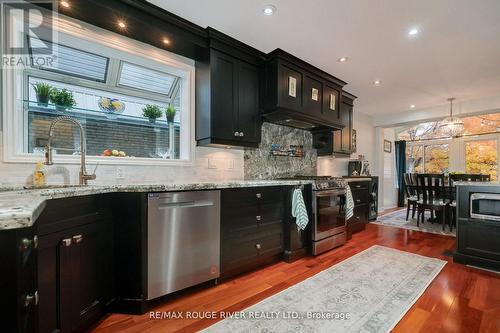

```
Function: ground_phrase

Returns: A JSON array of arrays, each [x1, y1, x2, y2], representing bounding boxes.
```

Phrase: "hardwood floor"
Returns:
[[93, 222, 500, 333]]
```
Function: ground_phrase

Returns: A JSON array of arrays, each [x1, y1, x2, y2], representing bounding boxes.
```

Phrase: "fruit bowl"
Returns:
[[98, 97, 125, 119]]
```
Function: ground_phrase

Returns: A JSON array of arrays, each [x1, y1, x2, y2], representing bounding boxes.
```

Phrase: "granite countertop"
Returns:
[[454, 181, 500, 187], [0, 180, 312, 230]]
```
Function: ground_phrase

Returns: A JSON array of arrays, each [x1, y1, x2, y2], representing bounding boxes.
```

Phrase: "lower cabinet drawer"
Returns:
[[221, 226, 283, 278], [351, 189, 369, 205], [347, 204, 368, 239]]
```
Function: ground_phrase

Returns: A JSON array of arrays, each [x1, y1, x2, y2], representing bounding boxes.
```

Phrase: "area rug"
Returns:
[[372, 209, 456, 237], [203, 245, 446, 333]]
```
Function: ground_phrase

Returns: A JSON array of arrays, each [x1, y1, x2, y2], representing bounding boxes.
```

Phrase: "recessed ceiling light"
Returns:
[[410, 104, 416, 109], [408, 28, 419, 36], [60, 1, 70, 8], [373, 80, 381, 86], [162, 38, 170, 45], [263, 5, 277, 16], [117, 21, 127, 29], [338, 57, 348, 63]]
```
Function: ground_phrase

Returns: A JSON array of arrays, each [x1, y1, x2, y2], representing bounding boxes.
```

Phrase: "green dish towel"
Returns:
[[345, 185, 354, 220], [292, 188, 309, 230]]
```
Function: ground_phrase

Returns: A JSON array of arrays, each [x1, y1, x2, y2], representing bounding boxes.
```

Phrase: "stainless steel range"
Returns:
[[287, 176, 347, 255]]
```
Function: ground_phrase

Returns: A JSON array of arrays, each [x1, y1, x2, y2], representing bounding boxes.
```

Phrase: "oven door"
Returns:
[[470, 193, 500, 221], [313, 189, 346, 241]]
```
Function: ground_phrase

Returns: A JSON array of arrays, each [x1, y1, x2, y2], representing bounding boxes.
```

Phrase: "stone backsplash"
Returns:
[[244, 122, 317, 179]]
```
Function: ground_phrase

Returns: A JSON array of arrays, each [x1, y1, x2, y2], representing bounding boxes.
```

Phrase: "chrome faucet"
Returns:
[[44, 116, 96, 185]]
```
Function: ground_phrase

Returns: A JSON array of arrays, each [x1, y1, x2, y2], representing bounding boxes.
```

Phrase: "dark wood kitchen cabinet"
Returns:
[[262, 49, 346, 130], [0, 226, 37, 333], [313, 91, 356, 156], [36, 196, 113, 333], [196, 28, 264, 148], [220, 187, 285, 278], [346, 180, 370, 239]]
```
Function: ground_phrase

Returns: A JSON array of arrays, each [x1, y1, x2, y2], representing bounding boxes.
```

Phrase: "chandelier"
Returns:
[[439, 97, 464, 137]]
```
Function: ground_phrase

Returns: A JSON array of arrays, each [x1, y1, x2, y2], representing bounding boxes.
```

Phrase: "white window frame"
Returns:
[[2, 11, 195, 166], [459, 134, 500, 178], [406, 138, 451, 173]]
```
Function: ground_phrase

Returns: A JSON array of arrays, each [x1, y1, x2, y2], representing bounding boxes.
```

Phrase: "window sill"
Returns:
[[3, 153, 194, 167]]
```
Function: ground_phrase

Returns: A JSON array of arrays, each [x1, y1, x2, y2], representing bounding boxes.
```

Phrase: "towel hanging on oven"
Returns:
[[292, 188, 309, 230], [345, 185, 354, 220]]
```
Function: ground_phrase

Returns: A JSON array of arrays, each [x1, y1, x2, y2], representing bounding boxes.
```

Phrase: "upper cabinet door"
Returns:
[[237, 60, 260, 143], [211, 50, 238, 141], [303, 74, 323, 118], [341, 103, 353, 152], [322, 84, 341, 125], [278, 62, 303, 112]]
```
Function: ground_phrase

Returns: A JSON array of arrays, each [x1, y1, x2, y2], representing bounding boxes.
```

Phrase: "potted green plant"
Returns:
[[166, 105, 176, 123], [32, 82, 53, 107], [142, 104, 163, 123], [49, 89, 76, 111]]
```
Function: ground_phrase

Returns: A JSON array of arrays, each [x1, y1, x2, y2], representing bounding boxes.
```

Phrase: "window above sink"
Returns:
[[2, 9, 195, 165]]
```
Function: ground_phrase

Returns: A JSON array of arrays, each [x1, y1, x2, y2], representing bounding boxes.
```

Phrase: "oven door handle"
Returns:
[[315, 190, 346, 197]]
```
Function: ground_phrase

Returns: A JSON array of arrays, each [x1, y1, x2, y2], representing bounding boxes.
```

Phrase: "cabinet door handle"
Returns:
[[239, 132, 244, 137], [256, 215, 261, 221], [255, 243, 261, 250], [62, 238, 72, 247], [20, 235, 38, 251], [234, 131, 240, 137], [72, 235, 83, 244], [24, 291, 39, 307], [256, 193, 261, 199]]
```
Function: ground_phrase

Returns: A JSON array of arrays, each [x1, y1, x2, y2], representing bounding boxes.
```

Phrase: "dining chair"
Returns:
[[403, 173, 418, 221], [416, 173, 447, 230]]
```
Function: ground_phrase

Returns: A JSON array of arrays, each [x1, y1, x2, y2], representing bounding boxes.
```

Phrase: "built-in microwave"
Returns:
[[470, 193, 500, 221]]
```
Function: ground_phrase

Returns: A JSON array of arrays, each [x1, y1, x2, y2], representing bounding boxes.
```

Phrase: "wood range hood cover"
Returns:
[[261, 49, 348, 131]]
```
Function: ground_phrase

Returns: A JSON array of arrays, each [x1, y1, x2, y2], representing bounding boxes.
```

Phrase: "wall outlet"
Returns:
[[116, 167, 125, 179], [208, 158, 218, 169]]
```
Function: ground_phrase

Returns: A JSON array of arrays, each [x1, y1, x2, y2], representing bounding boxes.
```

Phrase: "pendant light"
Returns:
[[439, 97, 464, 137]]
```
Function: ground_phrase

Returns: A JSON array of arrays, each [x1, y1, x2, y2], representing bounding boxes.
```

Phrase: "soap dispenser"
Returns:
[[33, 161, 46, 187]]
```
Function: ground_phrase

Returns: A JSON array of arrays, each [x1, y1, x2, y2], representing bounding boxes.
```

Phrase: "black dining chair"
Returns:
[[403, 173, 418, 221], [416, 174, 447, 230]]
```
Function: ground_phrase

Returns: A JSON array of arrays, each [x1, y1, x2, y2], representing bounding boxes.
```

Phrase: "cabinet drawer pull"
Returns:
[[62, 238, 72, 247], [72, 235, 83, 244], [234, 131, 240, 137], [355, 199, 361, 203], [239, 132, 244, 137], [24, 291, 38, 307], [355, 216, 361, 220], [256, 193, 262, 199], [255, 243, 261, 250], [20, 235, 38, 251], [355, 185, 361, 188], [256, 215, 261, 221]]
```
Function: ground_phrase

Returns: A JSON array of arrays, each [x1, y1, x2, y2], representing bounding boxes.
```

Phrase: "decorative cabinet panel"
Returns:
[[36, 196, 113, 333], [262, 49, 346, 130], [313, 91, 356, 156], [196, 28, 264, 148]]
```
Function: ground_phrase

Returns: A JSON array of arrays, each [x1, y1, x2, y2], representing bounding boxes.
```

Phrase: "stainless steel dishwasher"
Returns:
[[147, 190, 220, 300]]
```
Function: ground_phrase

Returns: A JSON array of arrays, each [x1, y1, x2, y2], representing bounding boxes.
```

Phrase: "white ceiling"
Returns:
[[148, 0, 500, 116]]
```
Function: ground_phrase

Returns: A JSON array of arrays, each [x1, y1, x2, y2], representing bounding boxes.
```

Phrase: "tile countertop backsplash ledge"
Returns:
[[0, 180, 312, 230]]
